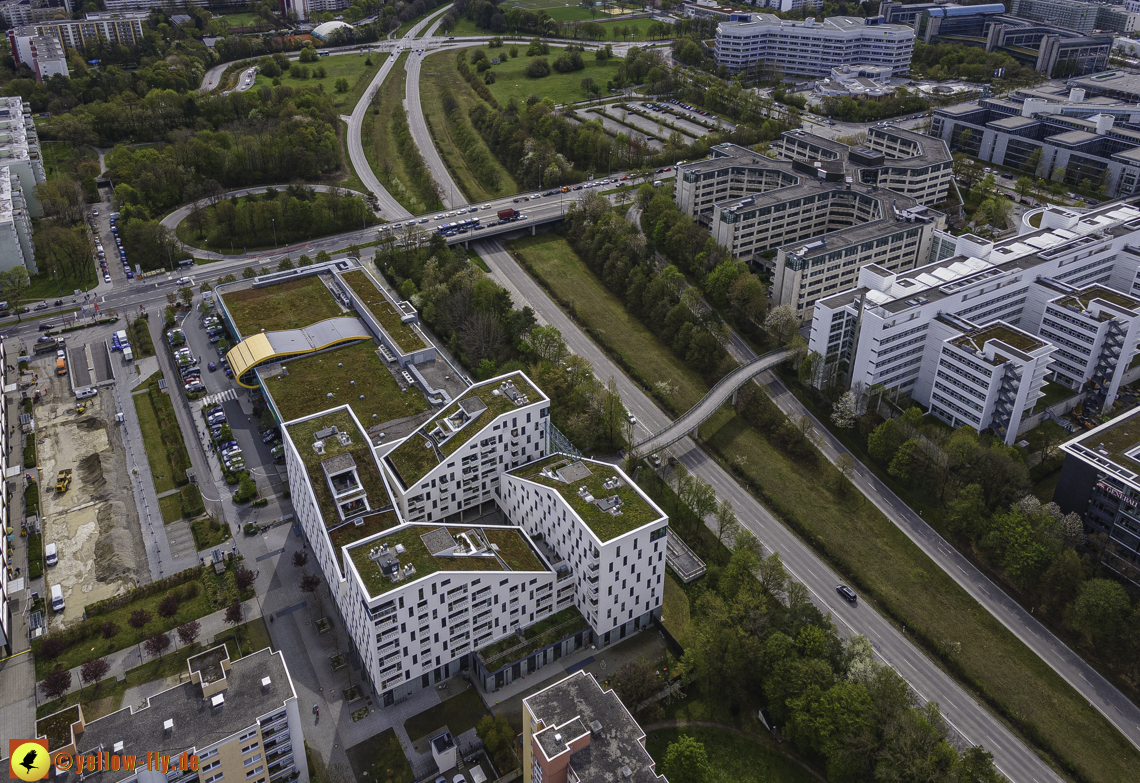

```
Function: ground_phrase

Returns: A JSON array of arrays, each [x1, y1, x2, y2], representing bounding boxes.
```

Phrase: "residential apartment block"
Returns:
[[283, 0, 351, 22], [0, 167, 36, 273], [930, 83, 1140, 198], [522, 670, 666, 783], [225, 262, 668, 706], [8, 29, 68, 80], [1055, 406, 1140, 583], [19, 11, 147, 51], [0, 0, 69, 29], [0, 95, 45, 219], [713, 15, 915, 78], [808, 201, 1140, 443], [0, 339, 9, 654], [674, 128, 952, 320], [35, 647, 306, 783]]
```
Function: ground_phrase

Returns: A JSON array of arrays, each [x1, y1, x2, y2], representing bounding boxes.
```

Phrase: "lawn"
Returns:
[[645, 727, 822, 783], [159, 493, 183, 525], [40, 140, 98, 178], [518, 233, 1140, 783], [483, 47, 624, 107], [221, 276, 344, 336], [216, 12, 265, 28], [420, 49, 521, 202], [254, 52, 385, 110], [345, 728, 415, 783], [506, 233, 708, 413], [190, 516, 231, 549], [132, 374, 187, 495], [22, 268, 100, 305], [264, 340, 430, 423], [403, 685, 489, 741], [661, 572, 689, 644], [217, 616, 272, 659]]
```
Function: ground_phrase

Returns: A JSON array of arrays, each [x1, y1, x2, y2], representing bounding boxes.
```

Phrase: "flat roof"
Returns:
[[989, 115, 1038, 130], [1061, 405, 1140, 477], [346, 523, 549, 598], [339, 268, 427, 355], [510, 456, 665, 542], [1057, 283, 1140, 313], [220, 274, 344, 339], [949, 322, 1047, 359], [386, 372, 544, 488], [1048, 129, 1100, 146], [226, 318, 372, 388]]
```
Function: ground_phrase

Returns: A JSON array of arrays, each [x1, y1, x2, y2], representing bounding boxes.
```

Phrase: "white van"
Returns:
[[45, 542, 58, 566], [76, 387, 98, 400], [50, 584, 65, 611]]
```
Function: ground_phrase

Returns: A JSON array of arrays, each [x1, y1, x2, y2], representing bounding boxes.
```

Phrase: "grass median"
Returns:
[[511, 230, 1140, 783], [132, 373, 189, 495]]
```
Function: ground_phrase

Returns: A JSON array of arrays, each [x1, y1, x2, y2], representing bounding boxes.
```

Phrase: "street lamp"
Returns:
[[271, 218, 278, 249]]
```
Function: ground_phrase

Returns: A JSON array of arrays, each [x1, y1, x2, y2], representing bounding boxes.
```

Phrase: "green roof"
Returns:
[[950, 323, 1045, 356], [386, 373, 543, 488], [287, 409, 394, 538], [37, 704, 80, 752], [346, 524, 549, 598], [1059, 285, 1140, 313], [340, 269, 426, 354], [264, 340, 430, 424], [328, 510, 402, 576], [510, 455, 663, 542], [221, 275, 343, 337], [477, 606, 590, 672], [1067, 407, 1140, 472]]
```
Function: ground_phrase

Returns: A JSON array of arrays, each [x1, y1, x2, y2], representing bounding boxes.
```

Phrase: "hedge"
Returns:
[[24, 481, 40, 516], [23, 435, 36, 468]]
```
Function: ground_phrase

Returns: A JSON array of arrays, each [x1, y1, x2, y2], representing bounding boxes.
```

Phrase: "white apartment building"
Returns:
[[0, 167, 36, 274], [0, 0, 70, 29], [0, 96, 45, 218], [283, 0, 350, 22], [675, 129, 951, 320], [8, 30, 68, 80], [809, 201, 1140, 442], [37, 647, 306, 783], [714, 15, 915, 78], [0, 338, 9, 654], [21, 11, 147, 51]]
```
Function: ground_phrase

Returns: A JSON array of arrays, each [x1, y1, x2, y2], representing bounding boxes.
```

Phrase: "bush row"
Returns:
[[148, 381, 191, 485], [444, 99, 502, 191], [24, 482, 40, 516], [456, 53, 499, 109], [84, 567, 204, 618], [24, 434, 36, 469], [390, 103, 443, 212]]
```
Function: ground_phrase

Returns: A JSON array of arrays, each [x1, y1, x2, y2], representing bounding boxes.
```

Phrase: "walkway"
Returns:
[[632, 348, 791, 454]]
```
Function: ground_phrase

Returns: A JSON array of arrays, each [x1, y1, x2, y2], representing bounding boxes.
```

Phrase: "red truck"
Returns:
[[497, 208, 518, 221]]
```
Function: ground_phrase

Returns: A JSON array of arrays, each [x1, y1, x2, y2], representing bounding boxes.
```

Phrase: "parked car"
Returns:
[[208, 361, 217, 371]]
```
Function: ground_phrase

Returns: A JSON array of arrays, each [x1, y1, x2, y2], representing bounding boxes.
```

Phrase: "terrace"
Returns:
[[340, 269, 425, 354], [386, 374, 543, 488], [346, 524, 549, 598], [476, 606, 590, 673], [511, 456, 663, 542], [262, 341, 430, 424], [287, 409, 393, 537], [221, 275, 344, 337]]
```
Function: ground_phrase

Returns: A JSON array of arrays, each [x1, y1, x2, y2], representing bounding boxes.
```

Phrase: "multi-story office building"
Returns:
[[713, 15, 915, 78], [930, 83, 1140, 198], [1055, 406, 1140, 583], [20, 11, 147, 51], [0, 0, 69, 28], [36, 646, 307, 783], [8, 30, 68, 80], [674, 128, 952, 320], [808, 201, 1140, 443], [1010, 0, 1139, 34], [0, 96, 45, 218], [522, 670, 666, 783], [0, 167, 36, 273], [0, 338, 8, 654], [230, 262, 668, 705], [891, 1, 1113, 76], [682, 0, 755, 21]]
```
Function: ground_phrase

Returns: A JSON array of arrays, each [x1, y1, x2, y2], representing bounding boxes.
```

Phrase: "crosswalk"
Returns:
[[200, 388, 237, 407]]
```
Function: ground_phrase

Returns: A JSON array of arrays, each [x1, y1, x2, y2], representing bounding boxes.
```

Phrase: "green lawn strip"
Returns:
[[34, 565, 252, 679], [703, 414, 1136, 783], [516, 232, 1138, 782], [421, 49, 521, 202], [661, 572, 689, 644], [132, 378, 178, 495], [221, 275, 343, 335], [506, 233, 706, 413], [253, 52, 385, 110], [467, 247, 490, 271], [215, 616, 272, 659], [483, 47, 624, 107], [345, 727, 415, 783], [159, 494, 182, 525], [645, 727, 822, 783], [403, 685, 489, 741], [190, 516, 231, 550]]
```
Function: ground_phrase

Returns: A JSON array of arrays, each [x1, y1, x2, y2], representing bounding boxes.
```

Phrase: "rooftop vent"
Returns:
[[354, 518, 365, 527], [210, 693, 225, 708], [554, 733, 563, 744], [261, 677, 272, 689], [395, 544, 406, 554], [112, 742, 124, 753], [337, 430, 351, 446], [621, 766, 633, 779], [313, 440, 325, 455], [163, 719, 174, 735], [589, 720, 602, 733]]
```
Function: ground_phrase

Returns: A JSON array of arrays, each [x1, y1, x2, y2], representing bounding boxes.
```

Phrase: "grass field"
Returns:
[[216, 12, 264, 28], [345, 728, 415, 783], [133, 376, 185, 495], [514, 233, 1140, 783], [646, 727, 822, 783], [420, 49, 520, 202], [253, 52, 386, 110], [40, 140, 97, 178], [662, 572, 690, 644], [159, 494, 182, 525], [506, 234, 707, 413], [483, 46, 624, 107], [403, 686, 489, 741]]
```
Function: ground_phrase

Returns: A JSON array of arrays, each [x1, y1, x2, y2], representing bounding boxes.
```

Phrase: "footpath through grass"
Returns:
[[514, 231, 1140, 783], [421, 49, 520, 203]]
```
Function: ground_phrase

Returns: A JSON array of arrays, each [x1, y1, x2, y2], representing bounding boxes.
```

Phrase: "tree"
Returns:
[[277, 257, 294, 271], [128, 609, 152, 629], [1015, 176, 1036, 201], [713, 499, 739, 545], [476, 713, 517, 772], [300, 572, 321, 618], [242, 266, 257, 279], [293, 550, 309, 568], [179, 286, 194, 308], [235, 567, 255, 591], [1021, 147, 1043, 177], [40, 669, 73, 702], [38, 637, 64, 661], [867, 418, 903, 463], [613, 656, 664, 718], [144, 632, 171, 658], [1066, 578, 1131, 647], [177, 620, 201, 647], [660, 735, 712, 783], [80, 657, 110, 691], [100, 620, 120, 639], [0, 267, 31, 321], [831, 392, 859, 428], [764, 303, 798, 344], [158, 595, 181, 617], [334, 77, 350, 93], [224, 602, 244, 628], [524, 324, 569, 364]]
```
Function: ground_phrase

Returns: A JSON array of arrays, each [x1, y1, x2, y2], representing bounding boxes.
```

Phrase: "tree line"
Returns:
[[185, 187, 374, 249]]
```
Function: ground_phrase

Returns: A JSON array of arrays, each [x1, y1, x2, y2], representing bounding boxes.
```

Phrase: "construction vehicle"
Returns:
[[55, 469, 72, 494], [55, 356, 67, 376]]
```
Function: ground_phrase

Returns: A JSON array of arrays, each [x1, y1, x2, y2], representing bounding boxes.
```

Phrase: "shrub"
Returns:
[[177, 620, 201, 647], [24, 482, 39, 516], [158, 595, 181, 618], [23, 438, 36, 468], [252, 497, 269, 507], [128, 609, 151, 629], [100, 620, 119, 639], [525, 57, 551, 78], [233, 475, 258, 503], [38, 636, 64, 661]]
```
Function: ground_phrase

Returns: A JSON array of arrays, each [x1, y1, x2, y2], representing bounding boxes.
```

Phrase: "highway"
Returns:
[[471, 236, 1064, 782]]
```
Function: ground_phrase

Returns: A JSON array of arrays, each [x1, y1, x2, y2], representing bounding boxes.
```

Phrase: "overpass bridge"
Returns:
[[632, 348, 793, 455]]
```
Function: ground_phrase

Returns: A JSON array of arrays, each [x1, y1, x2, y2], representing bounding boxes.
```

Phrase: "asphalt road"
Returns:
[[473, 236, 1062, 783]]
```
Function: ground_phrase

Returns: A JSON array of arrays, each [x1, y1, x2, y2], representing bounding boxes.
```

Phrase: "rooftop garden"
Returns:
[[1068, 286, 1140, 311], [387, 373, 542, 487], [512, 456, 662, 542], [287, 409, 393, 533], [37, 704, 79, 752], [347, 525, 548, 598], [477, 606, 590, 673], [264, 341, 430, 424], [953, 324, 1045, 355], [1071, 408, 1140, 468], [221, 276, 343, 337], [340, 270, 425, 354], [328, 510, 401, 575], [483, 527, 545, 572]]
